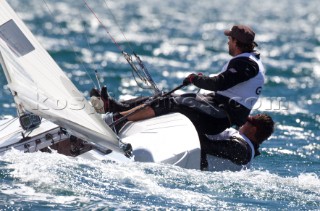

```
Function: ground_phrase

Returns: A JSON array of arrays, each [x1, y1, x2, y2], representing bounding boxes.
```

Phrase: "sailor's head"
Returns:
[[224, 25, 258, 54], [241, 113, 275, 144]]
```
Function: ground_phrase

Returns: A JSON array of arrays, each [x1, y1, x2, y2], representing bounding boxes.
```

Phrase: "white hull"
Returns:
[[0, 113, 201, 170], [120, 113, 201, 169], [0, 118, 69, 154]]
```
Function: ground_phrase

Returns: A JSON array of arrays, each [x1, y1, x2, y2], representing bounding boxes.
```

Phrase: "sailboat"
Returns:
[[0, 0, 201, 169]]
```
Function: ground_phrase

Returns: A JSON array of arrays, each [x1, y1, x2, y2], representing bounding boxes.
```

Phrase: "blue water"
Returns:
[[1, 0, 319, 209]]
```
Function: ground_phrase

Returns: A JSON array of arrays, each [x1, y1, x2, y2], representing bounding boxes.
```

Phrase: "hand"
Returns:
[[89, 96, 105, 114], [183, 73, 197, 86]]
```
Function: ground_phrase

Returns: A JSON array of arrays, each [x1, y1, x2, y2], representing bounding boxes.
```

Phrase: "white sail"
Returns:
[[0, 0, 122, 153]]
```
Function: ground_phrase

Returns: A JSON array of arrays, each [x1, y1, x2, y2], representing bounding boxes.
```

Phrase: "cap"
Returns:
[[224, 25, 258, 46]]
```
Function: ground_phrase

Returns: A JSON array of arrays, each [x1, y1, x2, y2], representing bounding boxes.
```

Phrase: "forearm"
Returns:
[[192, 75, 225, 91]]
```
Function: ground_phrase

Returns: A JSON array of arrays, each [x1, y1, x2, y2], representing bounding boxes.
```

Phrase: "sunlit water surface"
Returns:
[[0, 0, 319, 209]]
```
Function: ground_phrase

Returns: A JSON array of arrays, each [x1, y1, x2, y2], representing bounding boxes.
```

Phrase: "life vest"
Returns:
[[206, 128, 255, 172], [217, 52, 265, 109]]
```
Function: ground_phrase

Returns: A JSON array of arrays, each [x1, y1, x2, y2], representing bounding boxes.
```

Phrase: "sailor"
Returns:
[[200, 113, 275, 171], [91, 24, 265, 136], [90, 25, 271, 170]]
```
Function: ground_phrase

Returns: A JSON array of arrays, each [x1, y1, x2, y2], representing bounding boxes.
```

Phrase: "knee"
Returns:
[[150, 97, 176, 116]]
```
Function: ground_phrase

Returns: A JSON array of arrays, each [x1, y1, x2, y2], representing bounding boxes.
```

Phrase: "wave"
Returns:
[[1, 150, 319, 209]]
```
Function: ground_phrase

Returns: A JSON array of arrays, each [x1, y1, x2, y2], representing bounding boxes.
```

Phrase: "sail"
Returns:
[[0, 0, 122, 153]]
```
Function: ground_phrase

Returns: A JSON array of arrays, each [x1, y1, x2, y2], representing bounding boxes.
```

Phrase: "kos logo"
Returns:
[[256, 87, 262, 95]]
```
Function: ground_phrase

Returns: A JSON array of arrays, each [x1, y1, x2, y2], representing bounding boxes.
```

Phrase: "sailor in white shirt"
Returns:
[[200, 113, 275, 171]]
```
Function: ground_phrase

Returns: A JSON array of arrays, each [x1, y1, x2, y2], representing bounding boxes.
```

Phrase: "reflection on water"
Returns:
[[0, 0, 319, 209]]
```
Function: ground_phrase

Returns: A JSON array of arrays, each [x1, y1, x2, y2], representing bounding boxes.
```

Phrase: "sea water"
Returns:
[[0, 0, 319, 209]]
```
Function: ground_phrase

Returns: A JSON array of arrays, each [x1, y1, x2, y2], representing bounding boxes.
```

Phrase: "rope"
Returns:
[[83, 0, 123, 52], [83, 0, 160, 94], [103, 0, 135, 52]]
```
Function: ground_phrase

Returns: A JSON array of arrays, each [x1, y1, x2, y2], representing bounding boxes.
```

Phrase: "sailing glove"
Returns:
[[90, 96, 105, 114], [183, 73, 202, 86]]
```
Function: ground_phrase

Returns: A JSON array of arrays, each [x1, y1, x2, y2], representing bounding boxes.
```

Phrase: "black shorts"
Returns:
[[151, 93, 231, 135]]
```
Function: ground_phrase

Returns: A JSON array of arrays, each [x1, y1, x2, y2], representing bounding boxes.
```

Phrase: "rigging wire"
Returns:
[[42, 0, 96, 88], [102, 0, 135, 52], [83, 0, 123, 52], [0, 117, 18, 131], [83, 0, 160, 94], [0, 117, 36, 141], [78, 11, 103, 89]]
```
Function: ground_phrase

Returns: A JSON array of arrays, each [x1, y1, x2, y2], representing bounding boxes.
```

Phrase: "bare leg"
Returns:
[[120, 105, 155, 121]]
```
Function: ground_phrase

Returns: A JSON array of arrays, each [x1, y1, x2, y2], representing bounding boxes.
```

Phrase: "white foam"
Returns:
[[1, 150, 319, 208]]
